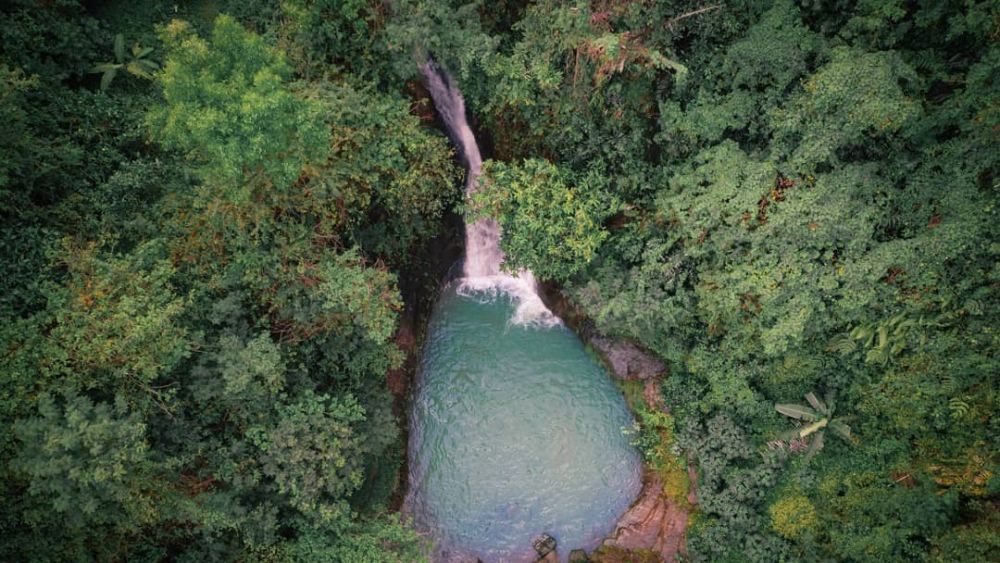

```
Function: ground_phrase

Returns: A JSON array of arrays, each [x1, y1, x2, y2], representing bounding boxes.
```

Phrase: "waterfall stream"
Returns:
[[405, 60, 641, 562], [419, 59, 557, 327]]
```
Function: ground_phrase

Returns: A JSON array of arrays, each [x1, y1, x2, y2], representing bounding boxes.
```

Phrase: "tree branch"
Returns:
[[666, 4, 722, 29]]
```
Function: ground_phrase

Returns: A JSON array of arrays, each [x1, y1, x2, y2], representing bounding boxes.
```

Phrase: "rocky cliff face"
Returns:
[[588, 336, 667, 381], [600, 469, 690, 561]]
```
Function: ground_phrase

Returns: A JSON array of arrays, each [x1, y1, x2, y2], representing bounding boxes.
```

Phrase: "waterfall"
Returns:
[[420, 59, 557, 326]]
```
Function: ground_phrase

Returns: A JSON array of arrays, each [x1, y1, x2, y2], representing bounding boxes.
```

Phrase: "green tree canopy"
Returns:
[[148, 15, 328, 194], [470, 158, 613, 281]]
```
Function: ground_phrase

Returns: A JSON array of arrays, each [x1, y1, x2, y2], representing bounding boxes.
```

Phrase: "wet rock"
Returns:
[[589, 336, 666, 381], [603, 470, 688, 562], [533, 534, 557, 559]]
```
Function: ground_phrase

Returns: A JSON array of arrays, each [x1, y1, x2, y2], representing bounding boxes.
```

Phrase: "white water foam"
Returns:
[[457, 272, 560, 328], [420, 58, 559, 327]]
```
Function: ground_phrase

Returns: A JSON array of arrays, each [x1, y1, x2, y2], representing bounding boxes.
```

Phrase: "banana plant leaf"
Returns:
[[90, 63, 120, 73], [114, 34, 125, 63], [803, 430, 825, 462], [776, 403, 819, 420], [829, 419, 853, 443], [805, 392, 828, 415], [126, 61, 152, 79], [100, 68, 117, 91]]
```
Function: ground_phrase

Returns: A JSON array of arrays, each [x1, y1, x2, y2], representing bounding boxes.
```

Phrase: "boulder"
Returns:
[[589, 336, 666, 381], [603, 470, 688, 561]]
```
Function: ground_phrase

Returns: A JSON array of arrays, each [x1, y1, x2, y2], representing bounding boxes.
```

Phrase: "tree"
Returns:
[[775, 391, 856, 461], [12, 392, 163, 534], [148, 15, 328, 194], [469, 158, 613, 281], [249, 391, 369, 527]]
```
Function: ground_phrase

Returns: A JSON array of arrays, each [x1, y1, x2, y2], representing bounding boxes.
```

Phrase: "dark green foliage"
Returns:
[[0, 64, 37, 193], [0, 4, 459, 560], [303, 80, 461, 258], [1, 0, 996, 561], [683, 415, 789, 562], [13, 392, 160, 529], [90, 33, 160, 91], [249, 391, 368, 525], [149, 15, 329, 192], [443, 0, 998, 560]]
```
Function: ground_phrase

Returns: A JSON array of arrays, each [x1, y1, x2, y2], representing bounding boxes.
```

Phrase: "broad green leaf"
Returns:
[[829, 420, 853, 443], [776, 403, 819, 420], [803, 430, 825, 461], [100, 68, 116, 91], [91, 63, 120, 73], [126, 61, 151, 79], [805, 392, 827, 414], [113, 34, 125, 63], [137, 59, 159, 72]]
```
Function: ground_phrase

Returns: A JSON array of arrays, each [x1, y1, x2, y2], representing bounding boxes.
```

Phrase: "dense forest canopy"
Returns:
[[0, 0, 996, 561]]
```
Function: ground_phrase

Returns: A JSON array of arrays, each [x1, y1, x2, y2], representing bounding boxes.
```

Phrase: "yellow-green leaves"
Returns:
[[769, 492, 818, 540], [45, 240, 189, 394], [149, 15, 328, 196], [773, 47, 920, 169]]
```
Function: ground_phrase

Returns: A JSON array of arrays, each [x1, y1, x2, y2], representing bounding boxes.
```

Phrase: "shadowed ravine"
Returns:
[[404, 60, 642, 561]]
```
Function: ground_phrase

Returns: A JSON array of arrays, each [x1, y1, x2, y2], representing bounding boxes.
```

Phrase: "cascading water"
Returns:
[[419, 59, 556, 327], [405, 59, 641, 562]]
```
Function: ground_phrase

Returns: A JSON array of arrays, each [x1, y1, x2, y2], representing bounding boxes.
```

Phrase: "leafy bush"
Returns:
[[470, 158, 613, 281]]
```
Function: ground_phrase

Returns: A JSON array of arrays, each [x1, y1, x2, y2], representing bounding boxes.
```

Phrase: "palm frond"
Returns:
[[829, 419, 853, 443], [776, 403, 819, 421], [803, 430, 825, 462], [805, 392, 827, 415], [113, 34, 125, 63], [100, 68, 116, 91]]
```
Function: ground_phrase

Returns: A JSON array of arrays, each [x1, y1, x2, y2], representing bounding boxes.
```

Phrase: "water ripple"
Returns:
[[404, 288, 642, 562]]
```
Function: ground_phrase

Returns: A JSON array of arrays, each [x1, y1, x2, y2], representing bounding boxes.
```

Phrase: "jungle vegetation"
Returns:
[[1, 0, 996, 561]]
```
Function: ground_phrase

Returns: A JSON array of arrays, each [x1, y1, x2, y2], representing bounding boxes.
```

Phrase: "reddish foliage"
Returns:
[[180, 473, 215, 496], [891, 471, 918, 488], [757, 196, 770, 224], [884, 266, 905, 285]]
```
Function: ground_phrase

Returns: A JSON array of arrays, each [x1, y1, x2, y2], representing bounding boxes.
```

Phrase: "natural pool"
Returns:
[[405, 286, 642, 562]]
